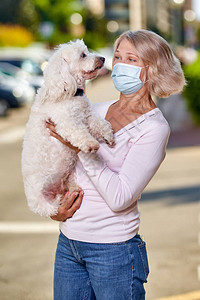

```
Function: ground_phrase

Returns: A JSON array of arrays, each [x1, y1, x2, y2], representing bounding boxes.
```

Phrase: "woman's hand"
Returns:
[[46, 120, 80, 154], [51, 190, 84, 222]]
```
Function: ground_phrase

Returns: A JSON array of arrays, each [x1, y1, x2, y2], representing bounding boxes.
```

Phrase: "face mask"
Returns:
[[111, 63, 146, 95]]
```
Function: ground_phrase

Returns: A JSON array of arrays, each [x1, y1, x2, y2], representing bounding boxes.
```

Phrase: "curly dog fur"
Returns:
[[21, 39, 114, 217]]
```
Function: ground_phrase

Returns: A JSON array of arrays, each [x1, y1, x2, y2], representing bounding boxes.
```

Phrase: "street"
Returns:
[[0, 75, 200, 300]]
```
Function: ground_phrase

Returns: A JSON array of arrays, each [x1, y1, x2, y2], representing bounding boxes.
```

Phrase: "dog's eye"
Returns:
[[81, 52, 87, 58]]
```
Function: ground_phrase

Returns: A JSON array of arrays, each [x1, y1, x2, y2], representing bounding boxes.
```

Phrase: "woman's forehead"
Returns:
[[116, 39, 137, 55]]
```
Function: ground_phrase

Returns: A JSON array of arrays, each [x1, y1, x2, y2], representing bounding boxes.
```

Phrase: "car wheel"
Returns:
[[0, 99, 9, 117]]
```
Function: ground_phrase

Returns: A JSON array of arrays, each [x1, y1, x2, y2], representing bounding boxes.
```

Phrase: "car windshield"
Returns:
[[0, 59, 43, 76], [21, 59, 42, 75]]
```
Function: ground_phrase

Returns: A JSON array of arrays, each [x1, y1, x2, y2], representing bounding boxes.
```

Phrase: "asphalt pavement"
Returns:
[[0, 74, 200, 300]]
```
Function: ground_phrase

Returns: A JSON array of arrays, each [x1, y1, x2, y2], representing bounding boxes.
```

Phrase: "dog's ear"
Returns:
[[40, 53, 77, 103], [61, 59, 77, 98]]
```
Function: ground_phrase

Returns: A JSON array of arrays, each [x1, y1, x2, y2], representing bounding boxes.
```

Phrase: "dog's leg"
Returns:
[[52, 117, 100, 153], [87, 115, 115, 146], [42, 172, 68, 202], [66, 172, 82, 195]]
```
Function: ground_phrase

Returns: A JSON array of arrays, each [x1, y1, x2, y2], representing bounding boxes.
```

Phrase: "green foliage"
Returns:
[[0, 0, 110, 49], [32, 0, 82, 28], [82, 10, 111, 49], [183, 52, 200, 124], [17, 0, 39, 33], [0, 0, 19, 24]]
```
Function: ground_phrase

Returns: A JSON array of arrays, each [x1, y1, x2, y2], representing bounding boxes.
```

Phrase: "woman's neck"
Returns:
[[117, 90, 156, 114]]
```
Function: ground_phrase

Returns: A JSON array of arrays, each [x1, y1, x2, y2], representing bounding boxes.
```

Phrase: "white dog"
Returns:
[[21, 39, 114, 217]]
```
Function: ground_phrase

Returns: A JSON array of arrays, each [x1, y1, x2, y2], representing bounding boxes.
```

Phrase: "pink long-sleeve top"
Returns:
[[60, 100, 170, 243]]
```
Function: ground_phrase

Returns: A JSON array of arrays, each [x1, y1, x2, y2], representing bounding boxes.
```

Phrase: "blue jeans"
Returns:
[[54, 231, 149, 300]]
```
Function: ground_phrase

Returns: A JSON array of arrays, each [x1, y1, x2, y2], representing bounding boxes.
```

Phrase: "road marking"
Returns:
[[0, 221, 59, 233], [0, 126, 25, 144], [155, 290, 200, 300]]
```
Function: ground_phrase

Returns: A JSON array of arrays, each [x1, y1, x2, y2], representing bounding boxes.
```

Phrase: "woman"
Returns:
[[47, 30, 185, 299]]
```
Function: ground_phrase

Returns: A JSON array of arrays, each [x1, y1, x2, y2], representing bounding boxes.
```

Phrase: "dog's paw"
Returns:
[[102, 131, 115, 147], [104, 137, 115, 147], [81, 140, 100, 153], [96, 121, 115, 147]]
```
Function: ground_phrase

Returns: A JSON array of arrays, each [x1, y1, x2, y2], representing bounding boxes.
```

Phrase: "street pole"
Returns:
[[129, 0, 146, 30]]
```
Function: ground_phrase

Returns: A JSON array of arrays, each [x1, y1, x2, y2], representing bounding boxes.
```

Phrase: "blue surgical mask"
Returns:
[[111, 63, 145, 95]]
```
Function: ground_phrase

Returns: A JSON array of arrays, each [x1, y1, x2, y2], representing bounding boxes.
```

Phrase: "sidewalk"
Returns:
[[157, 93, 200, 148], [87, 76, 200, 299], [155, 290, 200, 300], [168, 125, 200, 148], [140, 91, 200, 299], [0, 75, 199, 300]]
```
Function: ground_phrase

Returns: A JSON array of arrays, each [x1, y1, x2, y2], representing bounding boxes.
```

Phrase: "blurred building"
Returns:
[[85, 0, 197, 46], [84, 0, 105, 16], [104, 0, 146, 32]]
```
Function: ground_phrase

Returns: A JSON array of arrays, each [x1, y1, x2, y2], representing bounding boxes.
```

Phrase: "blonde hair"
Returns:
[[114, 30, 186, 98]]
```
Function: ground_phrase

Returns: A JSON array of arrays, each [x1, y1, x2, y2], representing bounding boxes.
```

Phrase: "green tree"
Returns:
[[82, 9, 110, 49], [0, 0, 110, 49], [31, 0, 109, 48], [0, 0, 20, 24], [183, 52, 200, 124]]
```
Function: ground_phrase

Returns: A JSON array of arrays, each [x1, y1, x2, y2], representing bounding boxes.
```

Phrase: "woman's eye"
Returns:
[[115, 56, 120, 60], [129, 58, 136, 62], [81, 53, 87, 58]]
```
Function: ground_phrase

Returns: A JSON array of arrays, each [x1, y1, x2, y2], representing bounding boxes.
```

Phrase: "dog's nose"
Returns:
[[100, 57, 105, 63]]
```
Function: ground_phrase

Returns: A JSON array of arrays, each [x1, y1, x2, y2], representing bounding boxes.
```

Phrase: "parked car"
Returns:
[[0, 57, 43, 76], [0, 71, 35, 109], [0, 98, 9, 117], [0, 62, 43, 91]]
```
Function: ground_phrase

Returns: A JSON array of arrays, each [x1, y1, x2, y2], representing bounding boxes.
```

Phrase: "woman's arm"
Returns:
[[46, 119, 170, 213], [46, 120, 80, 154], [78, 124, 170, 212]]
